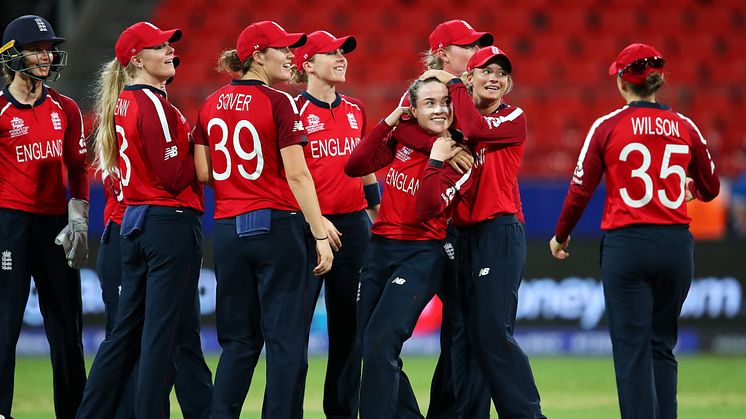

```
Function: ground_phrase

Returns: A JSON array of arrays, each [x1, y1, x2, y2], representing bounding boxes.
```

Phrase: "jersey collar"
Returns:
[[301, 91, 341, 109], [628, 100, 670, 110], [2, 84, 48, 108], [231, 79, 266, 86], [124, 84, 167, 98]]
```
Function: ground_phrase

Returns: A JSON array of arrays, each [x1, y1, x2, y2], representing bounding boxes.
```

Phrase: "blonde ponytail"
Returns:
[[92, 58, 134, 174]]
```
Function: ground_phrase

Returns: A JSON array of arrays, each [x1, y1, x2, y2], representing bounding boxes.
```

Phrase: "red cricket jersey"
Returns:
[[101, 169, 125, 225], [193, 79, 307, 219], [349, 121, 467, 240], [443, 81, 526, 227], [295, 91, 367, 215], [114, 85, 203, 211], [555, 102, 720, 242], [0, 86, 89, 215]]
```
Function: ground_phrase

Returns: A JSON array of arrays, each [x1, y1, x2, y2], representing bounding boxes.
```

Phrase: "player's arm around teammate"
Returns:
[[550, 43, 719, 419], [76, 21, 211, 419], [191, 21, 331, 419], [425, 47, 546, 418], [0, 15, 88, 419], [290, 30, 379, 419], [349, 78, 472, 419]]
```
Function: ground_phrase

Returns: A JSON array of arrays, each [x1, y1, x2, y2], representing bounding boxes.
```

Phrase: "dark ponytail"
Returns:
[[629, 72, 664, 97]]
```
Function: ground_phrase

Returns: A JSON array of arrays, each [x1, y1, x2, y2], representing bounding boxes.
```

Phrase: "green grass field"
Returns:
[[9, 355, 746, 418]]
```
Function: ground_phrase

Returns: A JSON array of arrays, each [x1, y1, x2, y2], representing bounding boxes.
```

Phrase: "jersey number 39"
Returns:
[[208, 117, 264, 181]]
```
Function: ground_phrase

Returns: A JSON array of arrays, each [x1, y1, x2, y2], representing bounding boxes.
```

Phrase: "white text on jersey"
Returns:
[[115, 99, 130, 117], [310, 137, 360, 159], [217, 93, 252, 112], [631, 117, 680, 137], [385, 167, 420, 196], [16, 139, 63, 163]]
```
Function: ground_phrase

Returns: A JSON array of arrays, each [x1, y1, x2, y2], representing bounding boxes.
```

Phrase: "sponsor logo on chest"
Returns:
[[10, 117, 29, 138], [395, 146, 413, 162], [305, 113, 325, 134], [50, 112, 62, 130], [346, 112, 358, 130]]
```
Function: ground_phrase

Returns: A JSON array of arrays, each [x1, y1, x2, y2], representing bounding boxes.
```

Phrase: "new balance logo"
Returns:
[[1, 250, 12, 271], [164, 145, 178, 160], [478, 268, 490, 277], [392, 277, 406, 285]]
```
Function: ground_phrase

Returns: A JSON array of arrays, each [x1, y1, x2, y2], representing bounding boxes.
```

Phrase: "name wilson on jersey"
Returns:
[[309, 136, 360, 159], [16, 138, 63, 163]]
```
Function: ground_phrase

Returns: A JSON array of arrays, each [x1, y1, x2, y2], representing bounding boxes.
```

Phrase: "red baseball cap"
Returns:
[[115, 21, 181, 67], [466, 46, 512, 73], [293, 30, 357, 70], [236, 21, 306, 61], [429, 20, 493, 51], [608, 43, 665, 85]]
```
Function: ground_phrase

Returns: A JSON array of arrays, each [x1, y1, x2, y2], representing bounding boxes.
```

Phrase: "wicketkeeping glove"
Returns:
[[54, 198, 89, 269]]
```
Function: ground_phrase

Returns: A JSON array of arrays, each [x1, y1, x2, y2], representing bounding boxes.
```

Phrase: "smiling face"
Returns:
[[261, 46, 295, 84], [135, 42, 176, 84], [469, 62, 511, 102], [305, 48, 347, 85], [20, 41, 55, 78], [410, 80, 452, 135]]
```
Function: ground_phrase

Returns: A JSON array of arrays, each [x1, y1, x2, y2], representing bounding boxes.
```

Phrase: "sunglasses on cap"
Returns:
[[619, 56, 665, 75]]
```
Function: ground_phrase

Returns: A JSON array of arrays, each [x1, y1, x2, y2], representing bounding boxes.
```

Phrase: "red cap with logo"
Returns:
[[292, 30, 356, 70], [608, 43, 665, 85], [429, 20, 493, 51], [236, 21, 306, 61], [115, 21, 181, 67], [466, 46, 512, 73]]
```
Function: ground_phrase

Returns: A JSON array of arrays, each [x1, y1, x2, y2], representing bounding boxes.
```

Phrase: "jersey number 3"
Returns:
[[619, 143, 689, 209], [208, 117, 264, 181]]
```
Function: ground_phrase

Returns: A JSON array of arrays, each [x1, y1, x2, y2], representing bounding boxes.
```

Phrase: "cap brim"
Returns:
[[453, 31, 494, 47], [471, 54, 512, 73], [272, 33, 307, 49], [318, 35, 357, 55], [146, 28, 181, 48], [608, 62, 619, 75]]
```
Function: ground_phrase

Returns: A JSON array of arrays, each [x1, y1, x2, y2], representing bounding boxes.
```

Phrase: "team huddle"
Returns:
[[0, 13, 719, 419]]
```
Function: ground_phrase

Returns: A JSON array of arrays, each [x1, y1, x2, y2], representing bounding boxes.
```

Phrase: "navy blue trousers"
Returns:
[[358, 236, 445, 419], [457, 216, 545, 419], [306, 211, 369, 419], [427, 225, 491, 419], [601, 225, 693, 419], [77, 207, 205, 419], [210, 210, 314, 419], [96, 221, 213, 419], [0, 209, 86, 419]]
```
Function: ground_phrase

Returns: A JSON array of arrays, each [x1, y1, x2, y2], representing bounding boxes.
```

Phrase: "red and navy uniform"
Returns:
[[296, 91, 370, 418], [115, 85, 202, 211], [440, 79, 545, 418], [554, 101, 719, 419], [78, 84, 212, 419], [96, 170, 213, 419], [193, 80, 305, 217], [346, 120, 472, 419], [0, 85, 88, 419], [194, 79, 316, 419]]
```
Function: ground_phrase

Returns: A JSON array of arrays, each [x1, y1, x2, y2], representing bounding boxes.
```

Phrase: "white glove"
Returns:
[[55, 198, 89, 269]]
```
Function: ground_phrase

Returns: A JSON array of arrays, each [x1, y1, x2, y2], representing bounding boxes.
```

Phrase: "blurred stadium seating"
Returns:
[[147, 0, 746, 178]]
